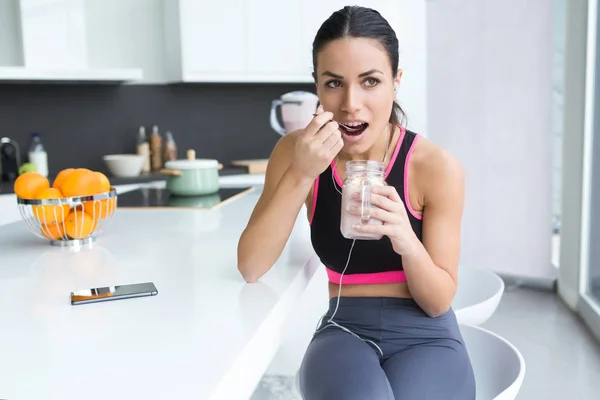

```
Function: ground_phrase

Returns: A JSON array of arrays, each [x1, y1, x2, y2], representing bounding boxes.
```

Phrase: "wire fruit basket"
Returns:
[[17, 188, 118, 248]]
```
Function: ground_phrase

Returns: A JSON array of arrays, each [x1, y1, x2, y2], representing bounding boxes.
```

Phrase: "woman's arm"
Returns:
[[237, 110, 343, 283], [237, 132, 314, 283], [401, 149, 465, 317]]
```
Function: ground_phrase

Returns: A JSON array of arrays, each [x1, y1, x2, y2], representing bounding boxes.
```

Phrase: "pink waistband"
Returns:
[[326, 267, 407, 285]]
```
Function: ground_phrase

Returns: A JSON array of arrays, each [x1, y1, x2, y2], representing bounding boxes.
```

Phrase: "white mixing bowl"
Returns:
[[103, 154, 144, 178]]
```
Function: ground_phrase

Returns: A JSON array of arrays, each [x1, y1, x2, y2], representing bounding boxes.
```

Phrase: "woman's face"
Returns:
[[314, 37, 401, 157]]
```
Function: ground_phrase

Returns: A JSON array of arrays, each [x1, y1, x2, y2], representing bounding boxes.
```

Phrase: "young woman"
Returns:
[[237, 5, 476, 400]]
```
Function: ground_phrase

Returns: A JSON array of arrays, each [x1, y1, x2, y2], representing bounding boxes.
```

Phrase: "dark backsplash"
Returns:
[[0, 82, 314, 176]]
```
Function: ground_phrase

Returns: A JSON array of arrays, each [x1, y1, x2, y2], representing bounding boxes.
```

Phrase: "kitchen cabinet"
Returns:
[[164, 0, 425, 86], [164, 0, 247, 82], [0, 0, 22, 67], [18, 0, 88, 69], [165, 0, 311, 83], [84, 0, 162, 83], [0, 0, 424, 91], [164, 0, 354, 83], [245, 0, 307, 80], [0, 0, 143, 83]]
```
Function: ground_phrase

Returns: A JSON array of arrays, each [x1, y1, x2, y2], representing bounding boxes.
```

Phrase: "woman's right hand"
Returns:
[[289, 106, 344, 179]]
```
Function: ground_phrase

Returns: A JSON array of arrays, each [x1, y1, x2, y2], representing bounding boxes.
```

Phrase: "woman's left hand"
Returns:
[[350, 185, 420, 256]]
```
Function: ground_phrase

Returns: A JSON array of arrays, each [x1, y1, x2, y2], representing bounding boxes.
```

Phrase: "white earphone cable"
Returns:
[[313, 126, 393, 357]]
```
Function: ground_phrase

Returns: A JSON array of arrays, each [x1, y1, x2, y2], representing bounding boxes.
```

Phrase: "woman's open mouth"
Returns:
[[339, 121, 369, 137]]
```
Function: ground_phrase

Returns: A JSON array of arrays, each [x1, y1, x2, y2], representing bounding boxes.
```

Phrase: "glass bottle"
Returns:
[[340, 160, 387, 240], [163, 131, 178, 162], [28, 132, 48, 177], [136, 126, 151, 173]]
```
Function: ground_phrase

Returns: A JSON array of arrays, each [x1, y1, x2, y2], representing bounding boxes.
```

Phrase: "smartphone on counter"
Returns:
[[70, 282, 158, 305]]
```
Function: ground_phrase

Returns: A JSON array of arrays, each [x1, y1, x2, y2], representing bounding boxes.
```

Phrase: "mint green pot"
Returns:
[[161, 159, 221, 197]]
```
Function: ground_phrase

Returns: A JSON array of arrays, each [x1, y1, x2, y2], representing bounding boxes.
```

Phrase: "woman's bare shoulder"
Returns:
[[411, 135, 465, 203]]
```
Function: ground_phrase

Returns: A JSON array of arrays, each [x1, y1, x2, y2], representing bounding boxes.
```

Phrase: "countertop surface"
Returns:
[[0, 182, 317, 400]]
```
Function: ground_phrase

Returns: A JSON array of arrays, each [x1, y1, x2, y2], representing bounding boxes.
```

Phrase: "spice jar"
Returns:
[[149, 125, 163, 172], [340, 160, 386, 240]]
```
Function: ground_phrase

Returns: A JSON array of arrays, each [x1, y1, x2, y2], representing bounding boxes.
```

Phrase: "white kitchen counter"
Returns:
[[0, 173, 266, 227], [0, 177, 318, 400]]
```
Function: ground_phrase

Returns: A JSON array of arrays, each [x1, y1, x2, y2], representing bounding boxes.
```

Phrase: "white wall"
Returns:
[[427, 0, 555, 281], [393, 0, 428, 136], [553, 0, 566, 222]]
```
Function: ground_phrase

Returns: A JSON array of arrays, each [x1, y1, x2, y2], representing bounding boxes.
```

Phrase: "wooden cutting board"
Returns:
[[230, 158, 269, 174]]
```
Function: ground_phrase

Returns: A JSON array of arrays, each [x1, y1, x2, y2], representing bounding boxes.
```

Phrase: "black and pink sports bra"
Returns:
[[309, 127, 423, 285]]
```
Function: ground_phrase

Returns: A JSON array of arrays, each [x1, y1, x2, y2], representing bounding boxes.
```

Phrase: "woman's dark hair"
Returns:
[[312, 6, 407, 127]]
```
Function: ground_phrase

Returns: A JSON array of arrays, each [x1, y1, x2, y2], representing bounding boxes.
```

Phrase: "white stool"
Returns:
[[453, 266, 505, 325], [293, 324, 525, 400], [460, 323, 526, 400]]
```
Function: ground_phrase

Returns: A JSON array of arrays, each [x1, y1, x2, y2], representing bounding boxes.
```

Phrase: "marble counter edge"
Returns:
[[213, 253, 321, 400]]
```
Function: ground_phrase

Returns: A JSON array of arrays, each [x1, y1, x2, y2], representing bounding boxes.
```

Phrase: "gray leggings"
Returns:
[[299, 297, 476, 400]]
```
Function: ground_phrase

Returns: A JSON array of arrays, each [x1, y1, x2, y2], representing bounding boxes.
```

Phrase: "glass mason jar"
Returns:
[[340, 160, 387, 240]]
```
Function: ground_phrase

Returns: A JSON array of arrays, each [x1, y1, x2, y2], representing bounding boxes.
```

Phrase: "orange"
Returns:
[[40, 222, 66, 240], [14, 172, 49, 199], [32, 187, 70, 224], [64, 209, 97, 239], [83, 197, 115, 220], [82, 172, 113, 219], [60, 169, 104, 198], [95, 172, 111, 192], [52, 168, 75, 191]]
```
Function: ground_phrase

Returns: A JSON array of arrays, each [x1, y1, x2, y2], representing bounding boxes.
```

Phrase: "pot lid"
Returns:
[[164, 149, 219, 169], [164, 159, 218, 169]]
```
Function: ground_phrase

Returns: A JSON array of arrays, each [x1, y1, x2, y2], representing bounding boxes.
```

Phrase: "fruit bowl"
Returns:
[[14, 169, 119, 249], [17, 188, 118, 248]]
